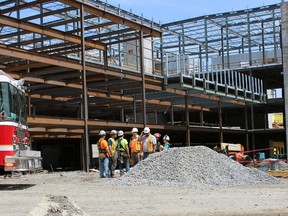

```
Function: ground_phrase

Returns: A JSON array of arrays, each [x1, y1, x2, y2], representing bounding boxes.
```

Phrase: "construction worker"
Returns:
[[140, 127, 157, 159], [97, 130, 111, 178], [163, 135, 170, 150], [118, 130, 130, 176], [154, 133, 162, 152], [108, 130, 118, 178], [129, 128, 142, 166]]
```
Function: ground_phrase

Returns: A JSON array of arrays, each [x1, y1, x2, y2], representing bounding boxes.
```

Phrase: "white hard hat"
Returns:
[[143, 127, 150, 134], [163, 135, 170, 141], [118, 130, 124, 136], [99, 130, 106, 136], [110, 130, 117, 135], [131, 128, 138, 133]]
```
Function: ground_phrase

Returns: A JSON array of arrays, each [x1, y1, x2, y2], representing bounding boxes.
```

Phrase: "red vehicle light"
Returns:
[[5, 162, 15, 167]]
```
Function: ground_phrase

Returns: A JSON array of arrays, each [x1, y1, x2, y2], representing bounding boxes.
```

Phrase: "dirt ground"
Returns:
[[0, 171, 288, 216]]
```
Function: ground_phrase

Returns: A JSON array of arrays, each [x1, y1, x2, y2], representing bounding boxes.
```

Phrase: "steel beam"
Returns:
[[163, 27, 219, 53], [0, 0, 51, 14], [207, 18, 260, 46], [0, 14, 106, 50], [57, 0, 161, 38], [162, 4, 280, 27], [0, 45, 242, 109]]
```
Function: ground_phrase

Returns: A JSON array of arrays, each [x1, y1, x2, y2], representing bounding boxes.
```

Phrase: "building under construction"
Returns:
[[0, 0, 287, 171]]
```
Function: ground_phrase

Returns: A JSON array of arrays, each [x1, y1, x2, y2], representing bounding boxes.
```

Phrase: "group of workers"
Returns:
[[97, 127, 170, 178]]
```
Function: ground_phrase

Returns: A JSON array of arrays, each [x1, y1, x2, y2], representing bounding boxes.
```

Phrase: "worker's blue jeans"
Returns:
[[119, 158, 130, 176], [143, 152, 151, 160], [99, 156, 110, 178]]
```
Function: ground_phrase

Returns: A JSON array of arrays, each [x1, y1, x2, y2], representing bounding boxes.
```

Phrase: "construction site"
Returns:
[[0, 0, 288, 215]]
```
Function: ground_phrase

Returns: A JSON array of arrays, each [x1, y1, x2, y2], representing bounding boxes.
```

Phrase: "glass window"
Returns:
[[0, 82, 27, 125]]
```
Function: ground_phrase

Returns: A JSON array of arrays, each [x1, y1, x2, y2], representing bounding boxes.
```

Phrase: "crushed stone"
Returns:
[[114, 146, 279, 188]]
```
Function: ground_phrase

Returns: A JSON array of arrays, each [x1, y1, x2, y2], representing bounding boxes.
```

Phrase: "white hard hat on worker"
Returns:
[[99, 130, 106, 136], [118, 130, 124, 137], [110, 130, 117, 135], [163, 135, 170, 141], [143, 127, 150, 134]]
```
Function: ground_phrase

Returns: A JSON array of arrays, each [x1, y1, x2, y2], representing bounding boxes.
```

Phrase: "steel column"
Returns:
[[200, 107, 204, 126], [221, 27, 225, 69], [281, 2, 288, 162], [170, 106, 174, 125], [245, 104, 249, 151], [121, 107, 125, 122], [225, 17, 230, 68], [205, 17, 209, 74], [261, 21, 266, 64], [247, 11, 252, 66], [199, 45, 203, 72], [250, 104, 255, 158], [185, 94, 190, 146], [133, 99, 137, 123], [181, 23, 185, 53], [80, 4, 90, 172], [139, 31, 147, 126], [154, 110, 158, 124], [273, 9, 278, 63], [218, 100, 223, 143]]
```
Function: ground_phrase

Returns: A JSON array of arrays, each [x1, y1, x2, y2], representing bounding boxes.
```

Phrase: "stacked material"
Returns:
[[116, 146, 279, 188]]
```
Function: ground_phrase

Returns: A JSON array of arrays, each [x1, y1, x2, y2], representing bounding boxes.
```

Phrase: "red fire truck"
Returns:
[[0, 70, 42, 173]]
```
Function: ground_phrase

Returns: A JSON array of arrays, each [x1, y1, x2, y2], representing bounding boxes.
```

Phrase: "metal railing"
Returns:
[[165, 53, 266, 102]]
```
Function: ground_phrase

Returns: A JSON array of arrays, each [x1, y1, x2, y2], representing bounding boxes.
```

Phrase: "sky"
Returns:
[[105, 0, 282, 24]]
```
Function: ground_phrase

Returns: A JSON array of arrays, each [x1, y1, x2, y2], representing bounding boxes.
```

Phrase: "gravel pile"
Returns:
[[279, 161, 288, 171], [115, 146, 279, 188]]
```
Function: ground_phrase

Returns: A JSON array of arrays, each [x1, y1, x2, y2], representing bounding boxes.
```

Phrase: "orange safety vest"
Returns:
[[130, 136, 141, 153], [142, 135, 154, 153], [98, 138, 108, 157]]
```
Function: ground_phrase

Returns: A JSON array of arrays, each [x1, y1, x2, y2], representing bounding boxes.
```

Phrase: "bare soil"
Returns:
[[0, 171, 288, 216]]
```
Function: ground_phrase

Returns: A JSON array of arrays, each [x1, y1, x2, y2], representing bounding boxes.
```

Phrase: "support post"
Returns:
[[225, 17, 230, 68], [261, 21, 266, 64], [250, 104, 255, 158], [204, 17, 209, 74], [181, 23, 185, 53], [218, 101, 223, 143], [80, 4, 90, 172], [170, 106, 174, 125], [273, 9, 278, 63], [139, 31, 147, 126], [104, 48, 108, 69], [221, 27, 225, 69], [185, 94, 190, 146], [245, 104, 249, 151], [281, 2, 288, 162], [199, 45, 203, 73], [133, 99, 137, 123], [247, 11, 252, 66], [200, 107, 204, 126], [121, 107, 125, 122], [26, 60, 32, 116], [154, 110, 158, 124]]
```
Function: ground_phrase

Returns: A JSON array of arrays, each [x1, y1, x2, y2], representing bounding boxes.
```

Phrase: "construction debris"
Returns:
[[115, 146, 279, 188], [28, 195, 89, 216]]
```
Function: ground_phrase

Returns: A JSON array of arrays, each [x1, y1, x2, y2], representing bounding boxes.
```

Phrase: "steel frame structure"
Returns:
[[0, 0, 285, 169]]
